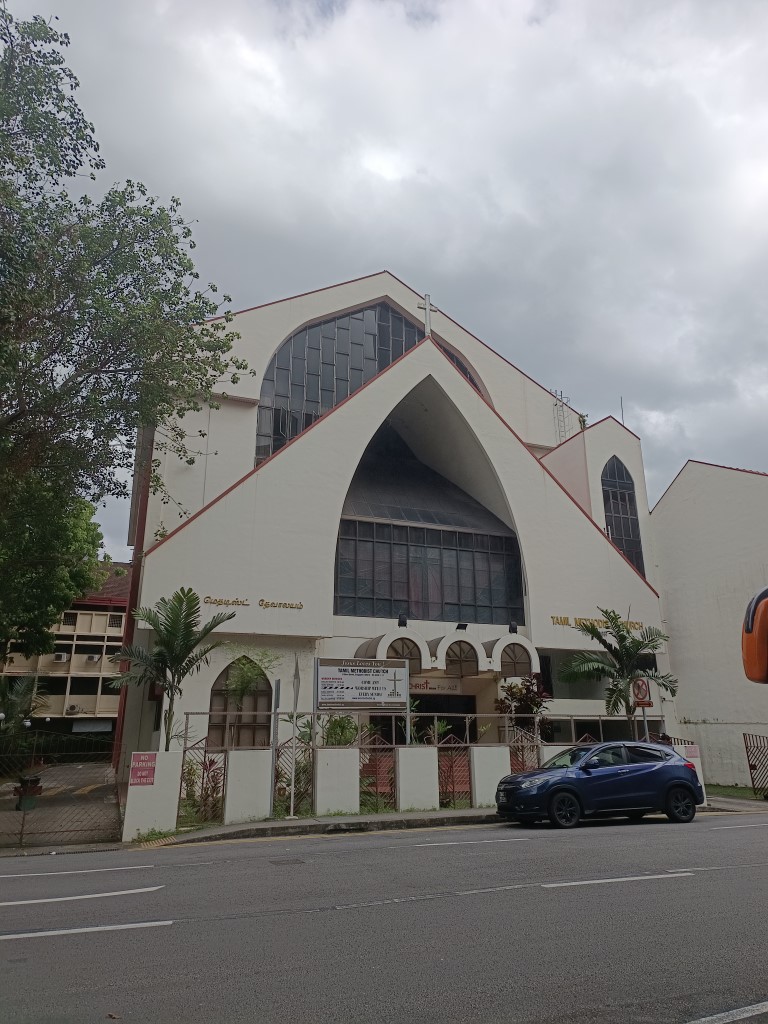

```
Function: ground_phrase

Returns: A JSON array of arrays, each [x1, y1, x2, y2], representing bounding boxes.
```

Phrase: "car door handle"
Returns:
[[618, 769, 630, 774]]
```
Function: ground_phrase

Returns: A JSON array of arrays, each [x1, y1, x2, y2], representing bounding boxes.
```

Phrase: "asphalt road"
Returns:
[[2, 810, 768, 1024]]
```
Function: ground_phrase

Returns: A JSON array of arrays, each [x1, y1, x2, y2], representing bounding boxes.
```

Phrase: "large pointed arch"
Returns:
[[334, 375, 527, 626]]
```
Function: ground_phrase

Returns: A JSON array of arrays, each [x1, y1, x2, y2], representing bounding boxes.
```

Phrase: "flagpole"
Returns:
[[287, 655, 300, 820]]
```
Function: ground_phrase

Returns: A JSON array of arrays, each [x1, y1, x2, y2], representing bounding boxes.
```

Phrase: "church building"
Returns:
[[116, 272, 768, 785]]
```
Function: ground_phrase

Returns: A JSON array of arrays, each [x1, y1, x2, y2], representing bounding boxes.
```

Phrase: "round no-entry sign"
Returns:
[[632, 678, 652, 706]]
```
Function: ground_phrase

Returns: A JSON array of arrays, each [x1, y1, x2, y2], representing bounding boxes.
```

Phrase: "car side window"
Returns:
[[591, 745, 626, 767], [627, 745, 667, 764]]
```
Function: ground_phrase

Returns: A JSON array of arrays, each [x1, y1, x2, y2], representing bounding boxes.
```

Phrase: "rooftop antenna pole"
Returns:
[[620, 397, 625, 425]]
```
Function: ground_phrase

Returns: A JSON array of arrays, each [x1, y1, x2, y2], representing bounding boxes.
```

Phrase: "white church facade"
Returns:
[[117, 272, 768, 786]]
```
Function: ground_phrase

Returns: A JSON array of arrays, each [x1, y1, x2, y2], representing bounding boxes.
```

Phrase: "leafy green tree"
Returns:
[[0, 474, 104, 661], [559, 608, 678, 717], [111, 589, 236, 751], [0, 7, 246, 504]]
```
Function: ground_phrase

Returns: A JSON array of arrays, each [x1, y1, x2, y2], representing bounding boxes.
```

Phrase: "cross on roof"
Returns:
[[418, 293, 438, 336]]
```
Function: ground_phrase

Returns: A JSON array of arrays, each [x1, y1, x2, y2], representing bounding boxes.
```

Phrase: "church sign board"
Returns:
[[315, 658, 409, 709]]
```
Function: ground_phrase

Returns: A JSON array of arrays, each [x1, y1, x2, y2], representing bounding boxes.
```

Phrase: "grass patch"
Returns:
[[706, 784, 765, 802]]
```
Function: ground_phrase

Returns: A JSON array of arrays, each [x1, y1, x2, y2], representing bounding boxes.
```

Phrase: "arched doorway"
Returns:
[[208, 658, 273, 749]]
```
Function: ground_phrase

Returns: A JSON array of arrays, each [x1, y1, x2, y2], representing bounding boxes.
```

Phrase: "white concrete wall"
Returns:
[[224, 749, 273, 824], [139, 272, 580, 549], [140, 342, 662, 653], [121, 751, 182, 842], [653, 461, 768, 785], [470, 746, 512, 806], [314, 748, 360, 815], [540, 430, 592, 515], [396, 746, 439, 810]]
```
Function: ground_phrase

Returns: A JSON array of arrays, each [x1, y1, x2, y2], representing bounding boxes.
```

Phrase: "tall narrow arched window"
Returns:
[[208, 658, 272, 750], [601, 456, 645, 576]]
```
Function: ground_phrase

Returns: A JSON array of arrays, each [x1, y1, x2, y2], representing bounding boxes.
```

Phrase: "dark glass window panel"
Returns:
[[409, 527, 425, 545], [475, 534, 490, 550], [276, 344, 291, 370], [338, 576, 356, 596], [275, 367, 290, 396], [307, 347, 320, 374], [288, 412, 301, 438], [377, 304, 390, 325], [263, 359, 275, 382], [336, 597, 356, 616], [336, 353, 349, 377], [340, 520, 357, 537], [257, 407, 273, 434], [356, 598, 374, 616], [458, 532, 474, 549], [375, 599, 392, 617], [306, 375, 320, 401], [378, 348, 390, 371], [363, 358, 377, 382], [391, 337, 403, 359], [375, 523, 392, 540], [391, 313, 403, 339], [364, 333, 376, 359], [350, 345, 363, 371], [337, 315, 350, 328], [290, 384, 304, 406], [358, 522, 374, 539], [601, 456, 645, 576], [393, 526, 408, 542], [350, 318, 364, 344], [404, 323, 417, 347], [336, 378, 348, 401], [378, 323, 390, 347], [321, 321, 336, 339], [351, 310, 364, 320], [321, 336, 335, 364], [303, 411, 316, 430], [336, 328, 350, 354], [292, 356, 305, 379], [307, 325, 321, 348], [350, 369, 363, 392], [260, 379, 276, 406], [304, 399, 319, 415], [293, 330, 306, 356], [364, 308, 377, 332], [321, 363, 334, 389], [320, 389, 334, 411], [255, 439, 271, 461]]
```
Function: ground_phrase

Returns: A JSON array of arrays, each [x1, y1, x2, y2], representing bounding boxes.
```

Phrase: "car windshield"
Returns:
[[540, 746, 595, 769]]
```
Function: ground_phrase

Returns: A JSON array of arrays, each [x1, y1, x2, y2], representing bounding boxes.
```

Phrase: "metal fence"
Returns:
[[178, 710, 670, 820], [0, 729, 119, 848], [744, 733, 768, 799]]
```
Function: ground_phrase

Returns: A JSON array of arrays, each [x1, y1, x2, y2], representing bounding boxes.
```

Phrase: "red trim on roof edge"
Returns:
[[146, 337, 657, 599], [652, 458, 768, 513], [540, 414, 642, 462], [211, 270, 584, 417]]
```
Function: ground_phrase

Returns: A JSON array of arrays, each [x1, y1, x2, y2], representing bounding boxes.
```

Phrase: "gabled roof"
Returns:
[[653, 458, 768, 512], [145, 338, 658, 597], [211, 269, 585, 417], [540, 415, 641, 462]]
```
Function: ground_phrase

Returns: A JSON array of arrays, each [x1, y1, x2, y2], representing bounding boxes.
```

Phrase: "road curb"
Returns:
[[166, 812, 501, 845]]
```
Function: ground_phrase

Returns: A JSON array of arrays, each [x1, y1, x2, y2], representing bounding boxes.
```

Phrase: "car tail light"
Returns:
[[684, 761, 697, 772]]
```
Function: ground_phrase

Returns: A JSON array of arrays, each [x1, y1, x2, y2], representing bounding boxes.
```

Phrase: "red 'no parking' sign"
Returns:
[[632, 678, 653, 708]]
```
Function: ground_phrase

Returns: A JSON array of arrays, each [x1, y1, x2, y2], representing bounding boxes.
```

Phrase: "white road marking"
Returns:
[[409, 839, 530, 848], [0, 920, 174, 942], [0, 885, 163, 907], [683, 999, 768, 1023], [0, 864, 154, 879], [711, 823, 768, 831], [542, 872, 692, 888]]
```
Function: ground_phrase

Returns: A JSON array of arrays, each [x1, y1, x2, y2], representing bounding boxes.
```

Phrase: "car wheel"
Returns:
[[548, 791, 581, 829], [666, 787, 696, 823], [627, 811, 646, 822]]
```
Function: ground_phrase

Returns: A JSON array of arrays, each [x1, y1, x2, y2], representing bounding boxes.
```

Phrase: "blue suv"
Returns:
[[496, 741, 705, 828]]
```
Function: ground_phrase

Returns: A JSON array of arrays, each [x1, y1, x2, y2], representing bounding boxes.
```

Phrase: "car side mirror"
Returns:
[[581, 758, 601, 771]]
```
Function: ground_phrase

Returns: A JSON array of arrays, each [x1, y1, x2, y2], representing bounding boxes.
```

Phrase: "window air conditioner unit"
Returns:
[[85, 654, 101, 663], [53, 652, 70, 663], [66, 704, 81, 715]]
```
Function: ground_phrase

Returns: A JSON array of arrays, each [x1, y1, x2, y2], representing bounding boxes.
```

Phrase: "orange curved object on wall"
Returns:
[[743, 588, 768, 683]]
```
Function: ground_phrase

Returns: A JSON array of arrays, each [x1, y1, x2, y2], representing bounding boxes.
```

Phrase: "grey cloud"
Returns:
[[12, 0, 768, 547]]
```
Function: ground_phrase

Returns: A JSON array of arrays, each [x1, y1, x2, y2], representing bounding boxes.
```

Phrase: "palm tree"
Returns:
[[111, 588, 236, 751], [0, 675, 48, 738], [559, 608, 678, 719]]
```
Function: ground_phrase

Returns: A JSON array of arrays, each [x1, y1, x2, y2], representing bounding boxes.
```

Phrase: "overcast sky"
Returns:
[[15, 0, 768, 559]]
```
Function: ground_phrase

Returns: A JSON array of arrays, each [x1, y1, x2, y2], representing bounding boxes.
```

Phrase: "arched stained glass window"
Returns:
[[255, 303, 480, 463], [601, 456, 645, 576]]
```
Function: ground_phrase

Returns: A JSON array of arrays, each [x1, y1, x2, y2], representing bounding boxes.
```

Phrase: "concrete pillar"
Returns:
[[470, 745, 511, 807], [121, 751, 182, 842], [314, 747, 360, 815], [224, 749, 273, 824], [396, 746, 439, 811]]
